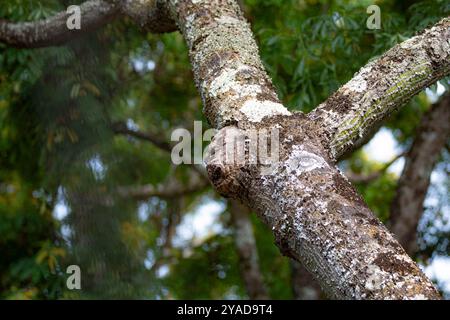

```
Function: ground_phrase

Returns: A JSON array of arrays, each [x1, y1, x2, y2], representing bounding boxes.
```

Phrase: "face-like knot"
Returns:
[[204, 126, 247, 198]]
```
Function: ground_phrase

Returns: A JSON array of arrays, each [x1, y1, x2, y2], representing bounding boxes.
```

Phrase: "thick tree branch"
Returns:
[[119, 0, 177, 33], [389, 93, 450, 256], [229, 200, 269, 300], [309, 18, 450, 160], [0, 0, 119, 48], [169, 0, 440, 299], [0, 0, 177, 48], [167, 0, 291, 129]]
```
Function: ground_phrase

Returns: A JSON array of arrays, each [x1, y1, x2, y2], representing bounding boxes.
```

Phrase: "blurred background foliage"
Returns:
[[0, 0, 448, 299]]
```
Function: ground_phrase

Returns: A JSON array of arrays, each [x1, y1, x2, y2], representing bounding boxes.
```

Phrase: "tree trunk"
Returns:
[[167, 0, 446, 299]]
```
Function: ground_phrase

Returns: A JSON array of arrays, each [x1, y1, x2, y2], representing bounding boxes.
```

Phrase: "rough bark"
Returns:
[[0, 0, 177, 48], [167, 0, 446, 299], [389, 93, 450, 256], [229, 200, 269, 300], [309, 19, 450, 160], [0, 0, 119, 48], [119, 0, 177, 33], [290, 260, 322, 300]]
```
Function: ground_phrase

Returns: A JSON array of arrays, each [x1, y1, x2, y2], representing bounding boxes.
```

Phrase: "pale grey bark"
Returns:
[[309, 19, 450, 160], [0, 0, 177, 48], [167, 0, 291, 129], [0, 0, 119, 48], [229, 200, 269, 300], [389, 93, 450, 256], [167, 0, 445, 299]]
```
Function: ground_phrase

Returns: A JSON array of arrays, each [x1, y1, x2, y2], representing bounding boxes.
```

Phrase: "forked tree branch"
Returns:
[[168, 0, 442, 299]]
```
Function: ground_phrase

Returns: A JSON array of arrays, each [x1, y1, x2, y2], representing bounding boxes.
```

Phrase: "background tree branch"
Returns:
[[0, 0, 119, 48], [389, 93, 450, 256], [0, 0, 177, 49], [229, 200, 269, 300]]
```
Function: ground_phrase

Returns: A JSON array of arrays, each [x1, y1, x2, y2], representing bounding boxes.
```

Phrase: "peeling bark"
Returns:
[[389, 93, 450, 256], [309, 18, 450, 160], [168, 0, 443, 299], [229, 200, 269, 300]]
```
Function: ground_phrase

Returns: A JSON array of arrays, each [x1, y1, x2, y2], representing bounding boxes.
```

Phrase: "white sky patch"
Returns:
[[53, 187, 70, 221], [423, 256, 450, 293], [61, 225, 73, 242], [173, 199, 225, 248], [144, 250, 156, 270], [131, 58, 156, 73], [87, 155, 106, 181], [388, 157, 405, 176], [156, 265, 170, 278], [138, 203, 150, 222], [147, 60, 156, 71], [363, 128, 404, 175], [54, 203, 69, 221], [126, 118, 140, 131], [425, 81, 446, 103]]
